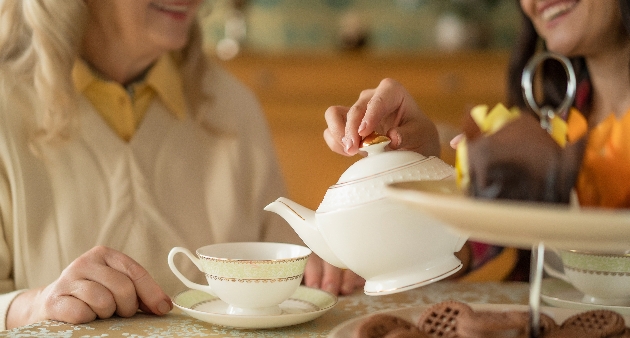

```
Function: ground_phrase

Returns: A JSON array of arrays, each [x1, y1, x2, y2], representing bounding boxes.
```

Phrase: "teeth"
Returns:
[[541, 1, 577, 21], [153, 3, 189, 13]]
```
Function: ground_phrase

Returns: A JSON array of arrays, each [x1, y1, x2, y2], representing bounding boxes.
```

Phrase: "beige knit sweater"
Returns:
[[0, 63, 300, 330]]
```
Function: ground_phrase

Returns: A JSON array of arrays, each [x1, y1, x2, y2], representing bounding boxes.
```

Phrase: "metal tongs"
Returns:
[[520, 52, 577, 338]]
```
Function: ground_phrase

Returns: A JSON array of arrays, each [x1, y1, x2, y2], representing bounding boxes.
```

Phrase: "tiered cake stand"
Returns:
[[387, 52, 630, 337]]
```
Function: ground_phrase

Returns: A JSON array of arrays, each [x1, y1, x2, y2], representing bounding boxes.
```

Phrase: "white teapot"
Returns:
[[265, 133, 468, 295]]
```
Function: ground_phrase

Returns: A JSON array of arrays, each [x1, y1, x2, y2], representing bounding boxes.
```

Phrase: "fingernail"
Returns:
[[342, 136, 353, 153], [158, 300, 171, 315], [358, 121, 367, 134], [391, 131, 401, 148], [450, 134, 464, 149]]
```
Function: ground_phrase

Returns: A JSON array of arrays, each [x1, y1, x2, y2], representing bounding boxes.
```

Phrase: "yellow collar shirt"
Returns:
[[73, 54, 187, 141]]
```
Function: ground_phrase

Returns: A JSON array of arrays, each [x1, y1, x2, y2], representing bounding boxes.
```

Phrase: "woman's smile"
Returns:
[[538, 0, 579, 23], [521, 0, 626, 57]]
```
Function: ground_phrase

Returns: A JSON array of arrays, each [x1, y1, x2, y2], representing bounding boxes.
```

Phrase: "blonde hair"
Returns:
[[0, 0, 87, 143], [0, 0, 208, 144], [176, 20, 210, 120]]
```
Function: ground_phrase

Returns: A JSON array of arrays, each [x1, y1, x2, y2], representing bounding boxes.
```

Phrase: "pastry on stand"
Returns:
[[454, 52, 583, 337]]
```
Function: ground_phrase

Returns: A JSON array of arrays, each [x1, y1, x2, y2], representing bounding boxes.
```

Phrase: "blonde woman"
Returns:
[[0, 0, 363, 329]]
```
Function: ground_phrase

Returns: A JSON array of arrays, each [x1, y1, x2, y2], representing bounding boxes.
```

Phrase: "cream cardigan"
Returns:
[[0, 63, 300, 329]]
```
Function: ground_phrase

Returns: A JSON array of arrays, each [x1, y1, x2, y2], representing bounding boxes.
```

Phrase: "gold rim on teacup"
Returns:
[[564, 249, 630, 257]]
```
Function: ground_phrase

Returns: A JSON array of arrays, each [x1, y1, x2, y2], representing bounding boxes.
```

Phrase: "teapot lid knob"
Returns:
[[360, 132, 391, 156]]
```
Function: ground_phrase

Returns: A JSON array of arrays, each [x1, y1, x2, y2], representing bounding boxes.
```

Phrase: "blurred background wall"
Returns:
[[199, 0, 521, 210], [200, 0, 520, 58]]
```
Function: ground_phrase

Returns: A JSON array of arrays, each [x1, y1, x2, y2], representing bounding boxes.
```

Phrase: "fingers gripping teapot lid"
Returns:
[[316, 132, 455, 214]]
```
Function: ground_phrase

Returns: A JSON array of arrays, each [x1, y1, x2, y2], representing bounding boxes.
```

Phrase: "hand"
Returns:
[[6, 246, 172, 329], [302, 254, 365, 296], [324, 78, 440, 157]]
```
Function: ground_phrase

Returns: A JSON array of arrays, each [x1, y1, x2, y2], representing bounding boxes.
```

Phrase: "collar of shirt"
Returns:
[[73, 53, 187, 141]]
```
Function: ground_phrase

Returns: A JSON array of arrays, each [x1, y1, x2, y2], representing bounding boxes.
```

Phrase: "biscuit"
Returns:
[[457, 310, 529, 338], [354, 313, 418, 338], [610, 327, 630, 337], [543, 326, 596, 338], [560, 309, 626, 338], [354, 301, 630, 338], [416, 300, 473, 338], [383, 327, 429, 338]]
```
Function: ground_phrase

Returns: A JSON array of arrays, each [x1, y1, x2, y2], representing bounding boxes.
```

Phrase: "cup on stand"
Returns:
[[543, 249, 630, 306], [168, 242, 311, 316]]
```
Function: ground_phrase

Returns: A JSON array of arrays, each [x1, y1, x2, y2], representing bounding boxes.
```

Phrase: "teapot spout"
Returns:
[[264, 197, 348, 269]]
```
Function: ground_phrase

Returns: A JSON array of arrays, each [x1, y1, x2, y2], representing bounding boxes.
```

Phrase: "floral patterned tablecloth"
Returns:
[[1, 281, 529, 338]]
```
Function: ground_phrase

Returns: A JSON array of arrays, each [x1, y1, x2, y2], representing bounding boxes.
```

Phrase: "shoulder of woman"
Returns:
[[203, 60, 260, 109], [195, 59, 267, 131]]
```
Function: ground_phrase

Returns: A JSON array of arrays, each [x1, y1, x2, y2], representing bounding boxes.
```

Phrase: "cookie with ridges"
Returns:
[[560, 309, 626, 338], [416, 300, 473, 338]]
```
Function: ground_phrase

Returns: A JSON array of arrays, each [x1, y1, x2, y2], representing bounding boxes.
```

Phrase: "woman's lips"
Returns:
[[538, 0, 578, 22], [150, 2, 194, 20]]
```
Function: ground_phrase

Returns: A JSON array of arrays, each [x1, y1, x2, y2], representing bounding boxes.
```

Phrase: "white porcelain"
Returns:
[[386, 180, 630, 252], [173, 286, 337, 329], [328, 302, 630, 337], [543, 250, 630, 306], [541, 278, 630, 315], [265, 134, 467, 295], [168, 242, 311, 316]]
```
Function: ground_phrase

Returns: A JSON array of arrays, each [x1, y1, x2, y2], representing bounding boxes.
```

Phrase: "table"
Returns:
[[1, 281, 529, 337]]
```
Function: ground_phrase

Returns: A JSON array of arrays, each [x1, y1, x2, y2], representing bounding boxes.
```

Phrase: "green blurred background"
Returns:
[[201, 0, 520, 56]]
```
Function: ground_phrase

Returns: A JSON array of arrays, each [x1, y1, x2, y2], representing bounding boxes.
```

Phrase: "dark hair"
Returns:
[[506, 0, 630, 117]]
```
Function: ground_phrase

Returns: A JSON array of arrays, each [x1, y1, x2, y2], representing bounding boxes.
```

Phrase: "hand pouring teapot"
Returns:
[[265, 133, 468, 295]]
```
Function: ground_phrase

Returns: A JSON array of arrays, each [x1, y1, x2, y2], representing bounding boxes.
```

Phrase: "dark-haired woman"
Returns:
[[323, 0, 630, 279]]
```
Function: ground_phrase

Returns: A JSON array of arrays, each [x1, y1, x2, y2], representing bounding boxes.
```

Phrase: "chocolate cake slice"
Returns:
[[463, 112, 586, 204]]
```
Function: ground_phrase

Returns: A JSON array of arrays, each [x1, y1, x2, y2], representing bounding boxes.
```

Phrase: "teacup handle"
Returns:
[[542, 260, 570, 283], [168, 247, 214, 295]]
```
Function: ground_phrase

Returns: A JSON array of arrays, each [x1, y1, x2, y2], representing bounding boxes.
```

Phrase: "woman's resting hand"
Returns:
[[6, 246, 172, 329]]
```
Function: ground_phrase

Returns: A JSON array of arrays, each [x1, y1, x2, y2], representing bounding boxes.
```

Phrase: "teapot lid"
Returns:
[[316, 133, 454, 213], [337, 133, 427, 183]]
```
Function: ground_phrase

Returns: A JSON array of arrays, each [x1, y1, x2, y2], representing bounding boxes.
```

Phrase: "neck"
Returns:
[[585, 38, 630, 125], [81, 31, 161, 85]]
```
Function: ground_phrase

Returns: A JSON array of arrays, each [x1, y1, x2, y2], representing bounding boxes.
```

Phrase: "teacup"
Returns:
[[168, 242, 311, 315], [543, 249, 630, 306]]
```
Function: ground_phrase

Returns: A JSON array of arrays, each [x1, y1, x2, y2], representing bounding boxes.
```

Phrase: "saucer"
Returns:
[[541, 278, 630, 315], [172, 286, 337, 329], [328, 303, 602, 337]]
